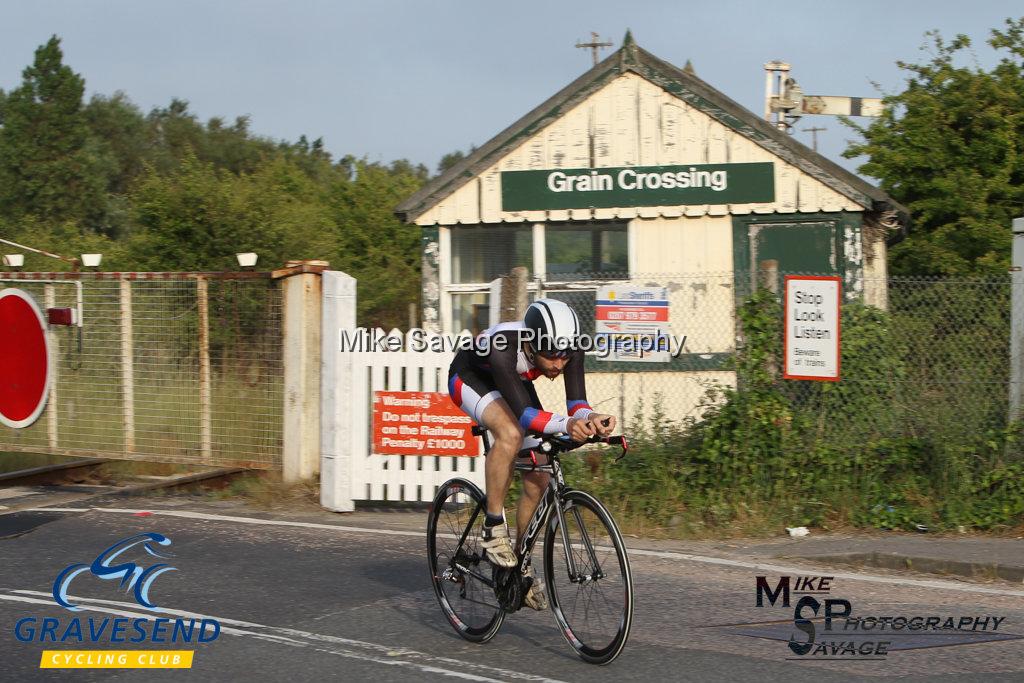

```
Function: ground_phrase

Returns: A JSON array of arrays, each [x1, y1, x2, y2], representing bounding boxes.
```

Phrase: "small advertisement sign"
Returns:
[[595, 285, 671, 363], [372, 391, 478, 456], [784, 276, 841, 381]]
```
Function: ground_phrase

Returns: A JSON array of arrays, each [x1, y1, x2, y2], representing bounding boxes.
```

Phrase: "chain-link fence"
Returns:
[[785, 276, 1011, 452], [524, 270, 1021, 530], [529, 270, 1014, 437], [534, 271, 739, 426], [0, 273, 283, 468]]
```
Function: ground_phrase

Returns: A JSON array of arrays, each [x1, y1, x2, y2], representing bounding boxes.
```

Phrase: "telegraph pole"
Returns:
[[802, 126, 827, 152], [576, 32, 613, 66]]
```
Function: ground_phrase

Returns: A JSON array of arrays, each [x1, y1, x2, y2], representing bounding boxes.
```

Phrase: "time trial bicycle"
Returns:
[[427, 425, 633, 665]]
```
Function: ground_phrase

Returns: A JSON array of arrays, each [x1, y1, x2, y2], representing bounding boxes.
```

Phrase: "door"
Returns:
[[747, 220, 840, 291]]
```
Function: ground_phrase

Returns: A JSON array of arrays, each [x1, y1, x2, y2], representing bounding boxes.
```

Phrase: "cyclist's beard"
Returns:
[[533, 352, 565, 379]]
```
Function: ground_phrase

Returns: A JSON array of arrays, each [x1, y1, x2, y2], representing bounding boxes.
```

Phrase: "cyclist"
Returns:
[[447, 299, 616, 610]]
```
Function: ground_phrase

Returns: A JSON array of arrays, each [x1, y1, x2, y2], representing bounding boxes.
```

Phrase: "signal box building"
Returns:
[[395, 32, 907, 419]]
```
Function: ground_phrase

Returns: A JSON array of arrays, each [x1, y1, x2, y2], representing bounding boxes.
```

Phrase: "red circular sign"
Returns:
[[0, 289, 50, 428]]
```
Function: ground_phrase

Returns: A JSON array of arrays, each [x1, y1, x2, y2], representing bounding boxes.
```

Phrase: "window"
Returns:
[[451, 293, 490, 335], [451, 224, 533, 284], [545, 290, 597, 337], [545, 222, 628, 280], [442, 220, 630, 334]]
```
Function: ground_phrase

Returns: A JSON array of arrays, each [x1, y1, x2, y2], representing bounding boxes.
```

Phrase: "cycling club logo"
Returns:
[[52, 533, 176, 612], [14, 531, 218, 670]]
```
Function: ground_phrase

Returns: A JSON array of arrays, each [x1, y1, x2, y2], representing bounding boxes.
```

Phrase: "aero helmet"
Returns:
[[524, 299, 581, 355]]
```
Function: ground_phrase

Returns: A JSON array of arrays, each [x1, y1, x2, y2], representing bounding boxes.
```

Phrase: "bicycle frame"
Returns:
[[446, 447, 603, 595], [513, 456, 597, 584], [431, 426, 633, 663]]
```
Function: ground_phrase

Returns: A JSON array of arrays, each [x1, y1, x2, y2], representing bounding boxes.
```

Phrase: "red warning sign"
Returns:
[[0, 289, 51, 428], [372, 391, 478, 456]]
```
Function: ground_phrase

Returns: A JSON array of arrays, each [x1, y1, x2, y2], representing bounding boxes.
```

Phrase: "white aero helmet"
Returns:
[[524, 299, 581, 356]]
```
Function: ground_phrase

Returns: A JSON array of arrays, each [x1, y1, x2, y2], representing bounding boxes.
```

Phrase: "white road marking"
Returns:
[[31, 507, 427, 536], [0, 591, 567, 683], [26, 506, 1024, 598], [0, 488, 39, 500], [624, 547, 1024, 598]]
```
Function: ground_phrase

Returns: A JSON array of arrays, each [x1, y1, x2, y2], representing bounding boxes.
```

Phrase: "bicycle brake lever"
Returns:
[[614, 435, 629, 462]]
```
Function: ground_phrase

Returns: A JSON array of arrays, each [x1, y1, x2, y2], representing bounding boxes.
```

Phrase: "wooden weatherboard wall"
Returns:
[[412, 72, 865, 226]]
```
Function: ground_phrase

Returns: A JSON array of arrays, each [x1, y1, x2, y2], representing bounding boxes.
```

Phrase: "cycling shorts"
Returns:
[[447, 367, 501, 427], [447, 366, 543, 451]]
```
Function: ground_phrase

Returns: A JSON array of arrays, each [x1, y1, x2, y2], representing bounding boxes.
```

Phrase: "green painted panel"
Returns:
[[745, 220, 839, 294], [501, 163, 774, 211], [731, 212, 864, 304], [751, 221, 838, 273]]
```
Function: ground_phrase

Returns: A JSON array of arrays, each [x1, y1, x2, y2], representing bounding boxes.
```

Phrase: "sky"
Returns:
[[3, 1, 1023, 179]]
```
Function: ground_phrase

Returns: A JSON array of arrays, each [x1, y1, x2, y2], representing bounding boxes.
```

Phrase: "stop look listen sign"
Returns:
[[784, 276, 841, 381], [0, 289, 51, 428]]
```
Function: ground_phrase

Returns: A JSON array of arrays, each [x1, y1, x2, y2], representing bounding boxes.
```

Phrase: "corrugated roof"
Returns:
[[395, 35, 907, 225]]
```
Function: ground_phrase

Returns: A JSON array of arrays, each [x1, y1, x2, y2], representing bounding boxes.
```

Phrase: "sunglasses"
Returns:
[[536, 349, 570, 360]]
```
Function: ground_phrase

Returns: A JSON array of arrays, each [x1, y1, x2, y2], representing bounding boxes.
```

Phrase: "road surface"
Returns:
[[1, 501, 1022, 682]]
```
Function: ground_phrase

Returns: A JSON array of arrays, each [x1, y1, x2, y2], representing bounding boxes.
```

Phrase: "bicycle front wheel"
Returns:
[[427, 478, 504, 643], [543, 489, 633, 665]]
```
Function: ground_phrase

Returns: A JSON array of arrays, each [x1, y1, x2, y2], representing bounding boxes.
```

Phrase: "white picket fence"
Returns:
[[350, 341, 485, 503], [320, 273, 486, 511]]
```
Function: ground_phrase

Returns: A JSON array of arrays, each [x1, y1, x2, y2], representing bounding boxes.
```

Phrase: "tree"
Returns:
[[0, 36, 107, 227], [83, 92, 149, 238], [330, 157, 427, 327], [143, 99, 274, 177], [0, 34, 427, 324], [127, 153, 337, 272], [436, 145, 477, 176], [844, 19, 1024, 276]]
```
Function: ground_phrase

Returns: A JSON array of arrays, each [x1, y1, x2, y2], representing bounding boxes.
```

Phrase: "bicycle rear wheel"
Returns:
[[543, 489, 633, 664], [427, 478, 504, 642]]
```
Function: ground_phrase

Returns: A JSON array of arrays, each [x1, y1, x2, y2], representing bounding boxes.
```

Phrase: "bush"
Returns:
[[569, 287, 1024, 535]]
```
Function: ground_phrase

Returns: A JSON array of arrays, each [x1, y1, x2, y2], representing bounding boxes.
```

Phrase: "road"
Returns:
[[1, 501, 1022, 682]]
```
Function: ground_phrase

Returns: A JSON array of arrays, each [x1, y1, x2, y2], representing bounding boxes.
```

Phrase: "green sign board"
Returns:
[[501, 162, 775, 211]]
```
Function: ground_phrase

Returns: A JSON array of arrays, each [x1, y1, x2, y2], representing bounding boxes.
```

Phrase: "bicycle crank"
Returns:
[[492, 566, 525, 613]]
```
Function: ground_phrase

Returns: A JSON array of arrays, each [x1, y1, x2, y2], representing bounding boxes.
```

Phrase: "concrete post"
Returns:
[[120, 279, 136, 454], [758, 259, 780, 294], [196, 277, 210, 462], [757, 259, 781, 381], [1010, 218, 1024, 423], [280, 263, 325, 482], [500, 266, 529, 322], [320, 271, 357, 511]]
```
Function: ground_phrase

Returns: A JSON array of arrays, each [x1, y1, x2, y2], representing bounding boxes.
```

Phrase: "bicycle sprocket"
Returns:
[[492, 566, 525, 613]]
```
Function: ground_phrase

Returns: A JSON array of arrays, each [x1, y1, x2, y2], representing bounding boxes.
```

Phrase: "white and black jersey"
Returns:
[[447, 322, 594, 434]]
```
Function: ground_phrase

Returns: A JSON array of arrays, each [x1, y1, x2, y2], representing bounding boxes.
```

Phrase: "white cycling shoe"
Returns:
[[524, 571, 548, 611], [480, 522, 517, 568]]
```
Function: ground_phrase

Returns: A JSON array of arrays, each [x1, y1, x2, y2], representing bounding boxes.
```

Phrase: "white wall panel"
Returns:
[[416, 73, 864, 226]]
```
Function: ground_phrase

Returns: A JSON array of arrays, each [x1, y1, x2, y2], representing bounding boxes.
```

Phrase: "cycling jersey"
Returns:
[[447, 321, 594, 435]]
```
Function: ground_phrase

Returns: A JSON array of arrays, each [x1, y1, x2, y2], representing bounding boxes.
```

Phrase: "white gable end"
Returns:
[[417, 72, 864, 226]]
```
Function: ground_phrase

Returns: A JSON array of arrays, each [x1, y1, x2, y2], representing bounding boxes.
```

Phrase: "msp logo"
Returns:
[[747, 575, 1013, 660], [13, 532, 220, 670], [53, 533, 176, 611]]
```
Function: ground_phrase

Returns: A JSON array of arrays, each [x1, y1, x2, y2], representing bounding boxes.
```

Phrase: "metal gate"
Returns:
[[0, 272, 283, 469]]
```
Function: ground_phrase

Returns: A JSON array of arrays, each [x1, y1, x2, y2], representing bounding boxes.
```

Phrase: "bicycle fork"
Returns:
[[551, 491, 606, 585]]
